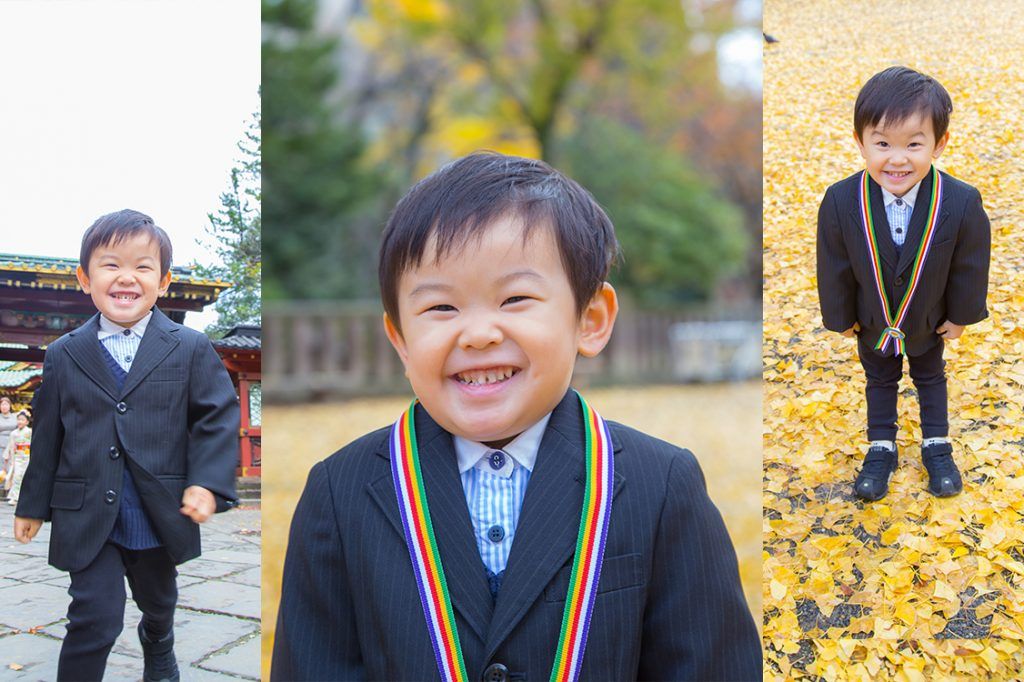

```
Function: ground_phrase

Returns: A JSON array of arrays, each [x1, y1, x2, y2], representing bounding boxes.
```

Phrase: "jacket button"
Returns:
[[482, 664, 508, 682], [895, 277, 904, 286], [109, 446, 120, 460], [105, 490, 117, 504], [116, 402, 128, 414]]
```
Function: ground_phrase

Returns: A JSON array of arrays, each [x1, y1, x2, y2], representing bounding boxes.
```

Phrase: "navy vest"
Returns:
[[99, 342, 162, 550]]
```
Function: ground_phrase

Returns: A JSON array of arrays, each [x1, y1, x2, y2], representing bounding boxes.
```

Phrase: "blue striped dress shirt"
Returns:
[[882, 180, 922, 251], [454, 413, 552, 575]]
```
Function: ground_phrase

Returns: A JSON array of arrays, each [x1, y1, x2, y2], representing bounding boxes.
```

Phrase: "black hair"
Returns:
[[854, 66, 953, 141], [80, 209, 173, 276], [378, 151, 619, 332]]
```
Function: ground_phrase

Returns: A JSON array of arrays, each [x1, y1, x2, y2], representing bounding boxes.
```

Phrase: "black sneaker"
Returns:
[[853, 445, 898, 501], [138, 622, 180, 682], [922, 441, 962, 497]]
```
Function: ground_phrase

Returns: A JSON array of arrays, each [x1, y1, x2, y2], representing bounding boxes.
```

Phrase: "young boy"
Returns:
[[817, 66, 990, 502], [273, 152, 760, 681], [14, 210, 240, 682]]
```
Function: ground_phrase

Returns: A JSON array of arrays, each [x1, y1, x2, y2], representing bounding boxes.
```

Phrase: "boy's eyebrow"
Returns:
[[408, 282, 454, 298], [496, 269, 545, 285], [408, 270, 544, 298]]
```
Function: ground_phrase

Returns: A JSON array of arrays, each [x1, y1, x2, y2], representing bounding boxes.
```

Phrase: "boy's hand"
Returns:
[[14, 517, 42, 544], [937, 320, 965, 340], [181, 485, 216, 523], [841, 322, 861, 338]]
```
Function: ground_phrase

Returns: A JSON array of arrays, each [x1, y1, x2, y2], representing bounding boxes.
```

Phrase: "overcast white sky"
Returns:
[[0, 0, 260, 330]]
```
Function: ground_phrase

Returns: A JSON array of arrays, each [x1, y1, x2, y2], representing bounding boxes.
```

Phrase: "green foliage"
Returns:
[[559, 118, 747, 305], [194, 113, 261, 338], [262, 0, 382, 300]]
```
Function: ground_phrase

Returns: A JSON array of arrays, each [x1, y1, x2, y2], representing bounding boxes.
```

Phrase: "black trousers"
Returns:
[[57, 542, 178, 682], [857, 334, 948, 442]]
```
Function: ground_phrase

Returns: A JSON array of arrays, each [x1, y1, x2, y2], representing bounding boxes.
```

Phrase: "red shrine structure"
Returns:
[[0, 253, 261, 477]]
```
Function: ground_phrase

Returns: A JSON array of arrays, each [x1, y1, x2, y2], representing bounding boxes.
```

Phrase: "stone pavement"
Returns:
[[0, 502, 260, 681]]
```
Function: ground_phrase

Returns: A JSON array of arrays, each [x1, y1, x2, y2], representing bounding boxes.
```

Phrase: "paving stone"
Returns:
[[200, 632, 261, 679], [0, 582, 71, 629], [178, 581, 260, 620]]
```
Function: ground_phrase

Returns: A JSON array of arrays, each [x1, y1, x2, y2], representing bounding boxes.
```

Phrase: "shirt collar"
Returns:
[[97, 311, 152, 340], [453, 412, 553, 476], [882, 179, 922, 209]]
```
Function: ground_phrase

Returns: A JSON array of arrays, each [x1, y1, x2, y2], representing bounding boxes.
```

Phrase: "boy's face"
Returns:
[[384, 217, 617, 447], [856, 112, 949, 197], [76, 232, 172, 328]]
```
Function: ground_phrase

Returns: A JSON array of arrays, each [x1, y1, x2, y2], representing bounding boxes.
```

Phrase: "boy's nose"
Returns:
[[458, 316, 504, 349]]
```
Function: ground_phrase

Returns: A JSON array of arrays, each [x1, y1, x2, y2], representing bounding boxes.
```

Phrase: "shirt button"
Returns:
[[895, 198, 904, 206], [116, 402, 128, 414], [122, 329, 131, 336], [124, 355, 133, 363], [489, 451, 506, 470], [895, 228, 903, 234], [487, 525, 505, 543], [109, 446, 120, 460], [104, 490, 117, 504]]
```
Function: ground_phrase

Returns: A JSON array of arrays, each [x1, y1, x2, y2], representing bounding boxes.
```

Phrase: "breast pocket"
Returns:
[[149, 367, 185, 382], [544, 553, 644, 602]]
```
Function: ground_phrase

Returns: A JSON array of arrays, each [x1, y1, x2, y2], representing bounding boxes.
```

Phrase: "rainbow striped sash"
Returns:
[[858, 168, 944, 355], [389, 392, 614, 682]]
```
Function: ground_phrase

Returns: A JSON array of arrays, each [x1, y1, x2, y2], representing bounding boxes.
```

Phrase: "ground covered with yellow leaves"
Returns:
[[260, 383, 760, 678], [764, 1, 1024, 679]]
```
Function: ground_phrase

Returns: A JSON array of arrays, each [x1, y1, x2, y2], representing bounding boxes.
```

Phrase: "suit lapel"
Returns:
[[867, 176, 899, 274], [368, 403, 494, 645], [62, 314, 120, 401], [895, 168, 950, 277], [120, 308, 180, 397], [483, 391, 624, 661]]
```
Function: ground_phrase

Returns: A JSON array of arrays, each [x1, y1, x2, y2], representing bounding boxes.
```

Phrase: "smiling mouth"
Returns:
[[885, 171, 912, 178], [453, 366, 520, 386], [111, 293, 140, 302]]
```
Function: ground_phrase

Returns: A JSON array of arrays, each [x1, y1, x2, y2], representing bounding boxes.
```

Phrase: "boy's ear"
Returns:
[[75, 265, 92, 294], [853, 129, 867, 158], [933, 131, 950, 159], [159, 270, 173, 295], [383, 312, 410, 367], [578, 282, 618, 358]]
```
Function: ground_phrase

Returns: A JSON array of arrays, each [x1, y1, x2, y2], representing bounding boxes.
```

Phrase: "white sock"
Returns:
[[922, 437, 950, 448], [869, 440, 896, 452]]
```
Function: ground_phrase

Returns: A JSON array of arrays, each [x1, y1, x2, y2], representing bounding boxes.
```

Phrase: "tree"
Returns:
[[194, 112, 261, 338], [262, 0, 383, 300], [559, 117, 748, 305]]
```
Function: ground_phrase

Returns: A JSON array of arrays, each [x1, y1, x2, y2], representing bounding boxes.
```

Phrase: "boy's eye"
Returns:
[[502, 296, 531, 305], [427, 304, 456, 312]]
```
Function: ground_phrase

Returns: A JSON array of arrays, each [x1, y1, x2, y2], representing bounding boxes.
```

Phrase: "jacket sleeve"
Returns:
[[272, 461, 365, 681], [637, 450, 762, 682], [816, 186, 858, 333], [944, 188, 990, 326], [15, 346, 64, 521], [186, 336, 240, 510]]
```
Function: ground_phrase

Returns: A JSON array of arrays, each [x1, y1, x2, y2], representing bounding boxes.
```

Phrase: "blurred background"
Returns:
[[261, 0, 763, 672]]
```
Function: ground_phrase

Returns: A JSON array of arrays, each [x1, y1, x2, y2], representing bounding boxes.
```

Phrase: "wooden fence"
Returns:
[[264, 300, 760, 401]]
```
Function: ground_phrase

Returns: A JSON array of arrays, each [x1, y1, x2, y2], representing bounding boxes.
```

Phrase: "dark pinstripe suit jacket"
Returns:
[[272, 391, 761, 681], [15, 307, 240, 572], [817, 168, 990, 356]]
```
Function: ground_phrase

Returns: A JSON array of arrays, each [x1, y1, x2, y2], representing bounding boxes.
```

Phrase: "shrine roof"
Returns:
[[0, 253, 229, 288]]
